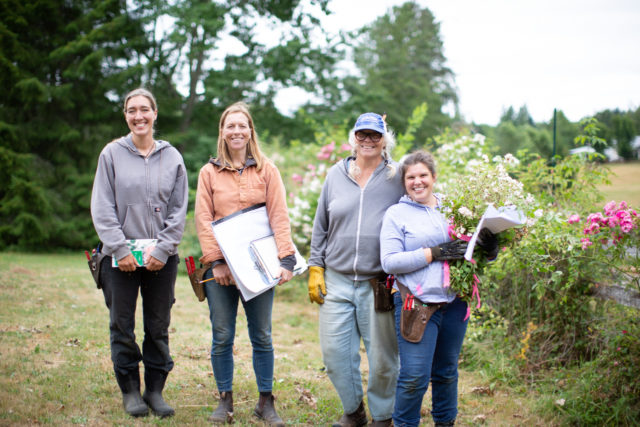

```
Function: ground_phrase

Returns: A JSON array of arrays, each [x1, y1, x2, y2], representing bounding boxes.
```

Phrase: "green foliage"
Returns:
[[394, 103, 428, 159], [574, 117, 607, 151], [612, 114, 636, 159], [546, 308, 640, 424], [0, 0, 147, 249], [482, 154, 613, 366], [339, 1, 456, 144], [513, 152, 610, 209]]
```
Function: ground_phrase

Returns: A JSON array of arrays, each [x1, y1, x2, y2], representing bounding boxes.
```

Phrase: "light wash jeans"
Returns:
[[203, 267, 275, 393], [319, 268, 398, 421]]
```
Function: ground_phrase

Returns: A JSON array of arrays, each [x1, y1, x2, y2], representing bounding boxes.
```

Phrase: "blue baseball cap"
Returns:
[[353, 112, 386, 134]]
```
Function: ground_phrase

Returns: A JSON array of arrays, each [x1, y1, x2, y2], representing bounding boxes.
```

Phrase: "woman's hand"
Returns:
[[277, 267, 293, 285], [117, 254, 139, 272], [212, 263, 234, 286], [145, 256, 165, 271]]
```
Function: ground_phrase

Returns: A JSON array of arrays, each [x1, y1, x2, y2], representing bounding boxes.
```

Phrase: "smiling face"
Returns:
[[404, 162, 437, 206], [222, 111, 251, 155], [124, 95, 157, 139], [354, 130, 385, 160]]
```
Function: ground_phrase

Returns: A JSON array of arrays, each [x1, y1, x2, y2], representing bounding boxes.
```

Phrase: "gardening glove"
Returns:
[[430, 239, 468, 261], [308, 266, 327, 304], [476, 227, 499, 260]]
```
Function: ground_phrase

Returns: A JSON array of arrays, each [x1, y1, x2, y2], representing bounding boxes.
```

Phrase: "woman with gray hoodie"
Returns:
[[91, 88, 188, 418], [308, 112, 404, 427]]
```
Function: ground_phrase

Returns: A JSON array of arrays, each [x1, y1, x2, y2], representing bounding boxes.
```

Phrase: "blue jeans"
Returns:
[[319, 268, 398, 421], [100, 255, 178, 376], [392, 292, 468, 427], [203, 268, 275, 393]]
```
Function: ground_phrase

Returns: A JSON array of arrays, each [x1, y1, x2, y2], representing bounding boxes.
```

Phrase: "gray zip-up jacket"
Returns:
[[309, 156, 404, 280], [91, 134, 188, 264]]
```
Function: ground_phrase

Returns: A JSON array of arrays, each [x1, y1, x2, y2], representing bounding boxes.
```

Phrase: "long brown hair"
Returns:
[[216, 102, 264, 171]]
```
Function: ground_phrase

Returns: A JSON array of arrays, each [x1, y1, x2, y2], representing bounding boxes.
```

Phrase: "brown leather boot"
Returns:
[[208, 391, 234, 424], [253, 393, 284, 426], [370, 419, 392, 427], [332, 401, 368, 427]]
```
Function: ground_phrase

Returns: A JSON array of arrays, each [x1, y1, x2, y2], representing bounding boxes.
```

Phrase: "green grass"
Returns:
[[1, 253, 558, 426]]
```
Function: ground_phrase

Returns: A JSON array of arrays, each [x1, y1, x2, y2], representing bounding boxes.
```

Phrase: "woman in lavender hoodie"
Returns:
[[380, 150, 497, 427]]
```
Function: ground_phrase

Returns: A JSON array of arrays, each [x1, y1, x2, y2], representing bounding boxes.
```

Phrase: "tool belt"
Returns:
[[369, 274, 395, 312], [87, 243, 106, 289], [185, 256, 210, 302], [397, 281, 446, 343]]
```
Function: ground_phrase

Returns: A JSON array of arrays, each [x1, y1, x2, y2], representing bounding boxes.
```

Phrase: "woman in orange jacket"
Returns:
[[194, 102, 295, 426]]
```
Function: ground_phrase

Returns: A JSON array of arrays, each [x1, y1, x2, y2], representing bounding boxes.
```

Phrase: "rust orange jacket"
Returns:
[[195, 157, 295, 264]]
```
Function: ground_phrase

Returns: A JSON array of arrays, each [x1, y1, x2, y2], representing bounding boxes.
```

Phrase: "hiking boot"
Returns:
[[333, 401, 368, 427], [115, 369, 148, 417], [209, 391, 234, 424], [142, 368, 174, 418], [253, 393, 284, 426], [434, 420, 455, 427]]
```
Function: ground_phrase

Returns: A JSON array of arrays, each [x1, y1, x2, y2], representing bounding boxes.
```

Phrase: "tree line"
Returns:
[[1, 0, 638, 250]]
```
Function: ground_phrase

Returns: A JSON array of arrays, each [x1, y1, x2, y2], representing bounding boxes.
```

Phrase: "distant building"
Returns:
[[569, 146, 595, 156], [604, 147, 621, 162], [632, 136, 640, 159]]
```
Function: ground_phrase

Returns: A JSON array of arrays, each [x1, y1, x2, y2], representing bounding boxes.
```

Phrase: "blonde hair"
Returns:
[[216, 102, 265, 171], [347, 129, 397, 179]]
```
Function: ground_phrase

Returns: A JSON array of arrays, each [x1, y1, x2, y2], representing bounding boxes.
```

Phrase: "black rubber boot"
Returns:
[[332, 401, 368, 427], [209, 391, 234, 424], [253, 392, 285, 426], [435, 420, 456, 426], [115, 369, 148, 417], [142, 368, 174, 418]]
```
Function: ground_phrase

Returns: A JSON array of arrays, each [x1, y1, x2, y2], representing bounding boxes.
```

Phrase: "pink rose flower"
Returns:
[[567, 214, 580, 224]]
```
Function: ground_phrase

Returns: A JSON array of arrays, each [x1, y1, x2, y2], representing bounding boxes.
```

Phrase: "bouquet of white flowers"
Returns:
[[437, 146, 538, 318]]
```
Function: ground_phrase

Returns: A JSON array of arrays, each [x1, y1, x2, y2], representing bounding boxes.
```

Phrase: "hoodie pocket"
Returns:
[[121, 203, 149, 238]]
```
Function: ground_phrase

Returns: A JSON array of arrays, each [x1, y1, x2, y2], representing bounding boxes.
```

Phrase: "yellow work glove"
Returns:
[[307, 266, 327, 304]]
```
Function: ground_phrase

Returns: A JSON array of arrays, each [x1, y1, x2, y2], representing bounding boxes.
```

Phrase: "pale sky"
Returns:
[[290, 0, 640, 125]]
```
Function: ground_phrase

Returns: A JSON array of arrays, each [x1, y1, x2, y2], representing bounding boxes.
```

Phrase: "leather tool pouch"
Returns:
[[188, 263, 211, 302], [369, 274, 394, 312], [88, 244, 106, 289], [397, 281, 443, 343]]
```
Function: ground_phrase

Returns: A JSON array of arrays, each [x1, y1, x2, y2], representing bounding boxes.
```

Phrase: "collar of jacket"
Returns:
[[209, 156, 257, 169], [342, 155, 389, 172]]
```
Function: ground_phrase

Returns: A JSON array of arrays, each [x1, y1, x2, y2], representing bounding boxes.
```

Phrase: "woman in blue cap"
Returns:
[[307, 113, 404, 427]]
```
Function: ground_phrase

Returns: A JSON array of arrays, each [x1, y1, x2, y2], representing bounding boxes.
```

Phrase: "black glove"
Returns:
[[476, 228, 498, 260], [430, 239, 468, 261]]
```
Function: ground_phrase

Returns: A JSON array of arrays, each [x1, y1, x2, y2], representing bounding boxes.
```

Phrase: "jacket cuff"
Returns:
[[211, 259, 226, 268], [279, 254, 296, 271], [150, 247, 170, 264]]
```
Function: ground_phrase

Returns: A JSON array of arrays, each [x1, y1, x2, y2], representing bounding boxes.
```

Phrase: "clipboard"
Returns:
[[250, 235, 307, 285], [212, 203, 307, 300]]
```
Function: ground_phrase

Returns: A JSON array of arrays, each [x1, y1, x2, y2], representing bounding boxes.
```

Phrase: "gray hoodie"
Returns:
[[90, 134, 188, 263], [309, 157, 404, 280]]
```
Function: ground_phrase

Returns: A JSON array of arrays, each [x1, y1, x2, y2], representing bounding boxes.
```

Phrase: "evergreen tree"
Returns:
[[336, 1, 457, 144], [0, 0, 148, 249]]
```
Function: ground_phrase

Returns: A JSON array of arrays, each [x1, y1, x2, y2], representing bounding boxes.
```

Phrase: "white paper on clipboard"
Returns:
[[464, 204, 525, 261], [212, 204, 307, 300]]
